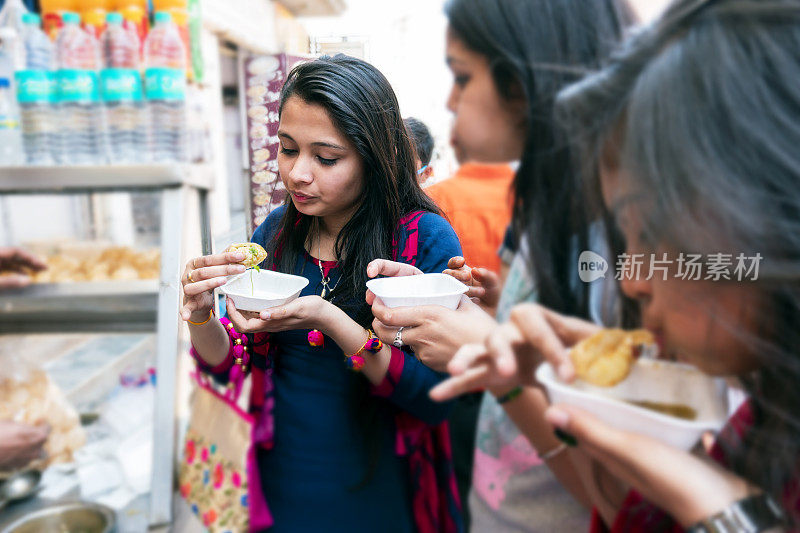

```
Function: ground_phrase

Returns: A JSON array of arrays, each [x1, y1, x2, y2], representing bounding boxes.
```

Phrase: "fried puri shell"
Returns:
[[570, 329, 655, 387], [226, 243, 268, 268]]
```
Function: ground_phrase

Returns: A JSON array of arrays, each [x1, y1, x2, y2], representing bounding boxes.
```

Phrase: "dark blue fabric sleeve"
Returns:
[[383, 212, 463, 425], [498, 224, 517, 265], [193, 338, 235, 385], [502, 224, 517, 253]]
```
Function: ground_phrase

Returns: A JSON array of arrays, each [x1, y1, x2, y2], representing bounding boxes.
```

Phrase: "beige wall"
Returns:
[[274, 2, 312, 55], [202, 0, 278, 54]]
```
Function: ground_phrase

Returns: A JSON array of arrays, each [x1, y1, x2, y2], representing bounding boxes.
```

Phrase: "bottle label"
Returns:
[[57, 70, 100, 103], [101, 69, 143, 102], [15, 71, 53, 103], [145, 67, 185, 101]]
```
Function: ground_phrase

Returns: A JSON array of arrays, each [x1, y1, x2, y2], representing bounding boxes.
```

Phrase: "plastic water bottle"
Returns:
[[55, 11, 104, 164], [101, 11, 144, 163], [144, 11, 186, 163], [21, 12, 52, 70], [0, 26, 16, 79], [16, 13, 55, 165], [0, 0, 29, 70], [0, 78, 23, 165], [0, 27, 21, 165]]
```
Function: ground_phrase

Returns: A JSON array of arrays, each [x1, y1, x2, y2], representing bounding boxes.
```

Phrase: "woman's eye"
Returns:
[[454, 74, 470, 87], [317, 156, 338, 166], [279, 146, 297, 155]]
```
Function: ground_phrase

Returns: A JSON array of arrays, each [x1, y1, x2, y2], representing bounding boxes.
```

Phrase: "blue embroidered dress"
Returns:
[[213, 206, 462, 532]]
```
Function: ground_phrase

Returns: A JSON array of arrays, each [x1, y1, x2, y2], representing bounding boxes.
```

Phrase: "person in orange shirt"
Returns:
[[425, 162, 514, 275]]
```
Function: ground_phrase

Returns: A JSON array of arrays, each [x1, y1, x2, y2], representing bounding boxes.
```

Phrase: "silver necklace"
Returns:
[[317, 229, 341, 300]]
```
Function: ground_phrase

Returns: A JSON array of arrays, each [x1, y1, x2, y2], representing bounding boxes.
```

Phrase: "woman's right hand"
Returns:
[[180, 251, 247, 323], [431, 303, 600, 401], [443, 256, 502, 314]]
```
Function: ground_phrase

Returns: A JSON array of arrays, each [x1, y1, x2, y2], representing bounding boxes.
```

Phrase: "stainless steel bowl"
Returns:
[[0, 502, 116, 533]]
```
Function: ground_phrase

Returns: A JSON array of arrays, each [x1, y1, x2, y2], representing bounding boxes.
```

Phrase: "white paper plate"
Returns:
[[221, 270, 309, 312], [537, 358, 729, 450], [366, 273, 468, 310]]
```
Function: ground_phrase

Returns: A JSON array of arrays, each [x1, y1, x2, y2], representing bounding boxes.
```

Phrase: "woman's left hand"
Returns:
[[226, 295, 331, 334], [545, 405, 755, 527], [370, 294, 496, 372]]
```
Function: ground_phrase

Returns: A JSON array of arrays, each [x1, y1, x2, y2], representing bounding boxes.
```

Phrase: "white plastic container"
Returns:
[[536, 358, 729, 450], [220, 270, 309, 312], [366, 273, 469, 310]]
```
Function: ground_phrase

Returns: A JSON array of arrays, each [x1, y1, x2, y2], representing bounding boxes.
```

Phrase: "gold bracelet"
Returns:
[[344, 329, 373, 359], [343, 329, 383, 372], [188, 309, 214, 326]]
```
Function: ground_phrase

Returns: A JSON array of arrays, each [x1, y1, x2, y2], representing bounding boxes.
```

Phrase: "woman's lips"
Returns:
[[291, 192, 315, 203], [650, 330, 685, 362]]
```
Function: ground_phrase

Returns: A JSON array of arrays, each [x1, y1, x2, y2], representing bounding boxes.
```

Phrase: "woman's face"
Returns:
[[278, 96, 365, 223], [600, 162, 761, 377], [445, 27, 526, 164]]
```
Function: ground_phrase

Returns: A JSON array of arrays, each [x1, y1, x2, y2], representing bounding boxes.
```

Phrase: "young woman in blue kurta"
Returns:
[[250, 205, 460, 532], [181, 55, 464, 532]]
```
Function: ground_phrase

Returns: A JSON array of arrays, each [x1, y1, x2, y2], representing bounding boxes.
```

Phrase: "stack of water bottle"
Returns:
[[0, 9, 187, 166]]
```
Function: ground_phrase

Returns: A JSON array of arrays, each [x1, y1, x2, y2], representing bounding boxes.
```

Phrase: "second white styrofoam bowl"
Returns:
[[366, 273, 469, 310], [537, 358, 729, 450], [220, 270, 309, 312]]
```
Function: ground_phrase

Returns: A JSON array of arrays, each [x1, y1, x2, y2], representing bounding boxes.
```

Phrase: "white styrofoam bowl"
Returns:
[[220, 270, 309, 312], [536, 358, 729, 450], [366, 273, 469, 310]]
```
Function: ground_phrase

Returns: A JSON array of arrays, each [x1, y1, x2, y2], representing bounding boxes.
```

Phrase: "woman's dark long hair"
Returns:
[[444, 0, 634, 319], [272, 54, 439, 323], [269, 54, 440, 485], [558, 0, 800, 524]]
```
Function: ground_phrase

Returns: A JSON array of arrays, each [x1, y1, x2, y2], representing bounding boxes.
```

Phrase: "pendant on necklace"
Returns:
[[310, 276, 328, 347], [310, 254, 332, 348]]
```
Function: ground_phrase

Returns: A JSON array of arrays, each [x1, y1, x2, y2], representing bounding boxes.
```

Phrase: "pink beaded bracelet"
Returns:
[[221, 317, 250, 370]]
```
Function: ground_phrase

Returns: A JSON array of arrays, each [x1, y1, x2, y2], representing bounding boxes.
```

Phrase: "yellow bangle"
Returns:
[[188, 309, 214, 326]]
